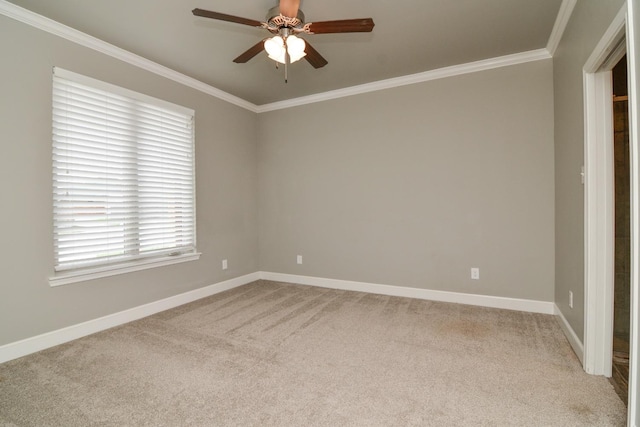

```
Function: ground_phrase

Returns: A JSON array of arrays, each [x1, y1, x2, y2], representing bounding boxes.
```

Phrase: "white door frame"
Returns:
[[583, 5, 626, 378], [584, 2, 640, 423], [626, 1, 640, 423]]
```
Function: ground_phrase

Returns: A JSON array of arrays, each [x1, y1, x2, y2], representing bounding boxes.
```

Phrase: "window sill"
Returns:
[[49, 252, 201, 287]]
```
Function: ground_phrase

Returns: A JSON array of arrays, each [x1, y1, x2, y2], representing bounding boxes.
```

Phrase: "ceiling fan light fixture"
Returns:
[[264, 34, 306, 64], [194, 4, 375, 71]]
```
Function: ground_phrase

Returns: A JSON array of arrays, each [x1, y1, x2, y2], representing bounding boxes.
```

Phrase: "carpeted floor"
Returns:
[[0, 280, 627, 426]]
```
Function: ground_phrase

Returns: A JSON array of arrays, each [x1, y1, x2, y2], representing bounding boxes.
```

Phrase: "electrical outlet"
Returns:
[[297, 255, 302, 265], [569, 291, 573, 309], [471, 268, 480, 280], [222, 259, 228, 270]]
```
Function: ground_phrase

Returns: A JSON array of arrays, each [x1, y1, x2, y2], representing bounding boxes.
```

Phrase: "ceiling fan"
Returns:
[[192, 0, 374, 74]]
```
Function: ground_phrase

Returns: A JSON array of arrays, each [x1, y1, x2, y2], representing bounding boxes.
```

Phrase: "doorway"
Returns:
[[611, 55, 631, 404]]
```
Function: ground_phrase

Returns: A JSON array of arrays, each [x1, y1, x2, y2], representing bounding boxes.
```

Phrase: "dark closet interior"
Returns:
[[611, 55, 630, 405]]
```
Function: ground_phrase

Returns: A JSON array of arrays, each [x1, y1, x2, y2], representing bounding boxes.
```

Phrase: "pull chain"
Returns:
[[285, 38, 290, 83]]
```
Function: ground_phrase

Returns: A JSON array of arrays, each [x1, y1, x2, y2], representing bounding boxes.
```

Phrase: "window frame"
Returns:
[[49, 67, 199, 287]]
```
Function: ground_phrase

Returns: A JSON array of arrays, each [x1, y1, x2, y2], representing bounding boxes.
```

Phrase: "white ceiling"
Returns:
[[6, 0, 563, 105]]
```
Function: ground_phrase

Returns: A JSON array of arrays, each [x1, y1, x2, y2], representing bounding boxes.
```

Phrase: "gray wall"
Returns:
[[553, 0, 625, 341], [258, 60, 555, 302], [1, 8, 561, 348], [0, 15, 259, 346]]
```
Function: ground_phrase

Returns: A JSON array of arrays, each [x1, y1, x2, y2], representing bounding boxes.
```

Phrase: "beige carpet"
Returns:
[[0, 280, 627, 426]]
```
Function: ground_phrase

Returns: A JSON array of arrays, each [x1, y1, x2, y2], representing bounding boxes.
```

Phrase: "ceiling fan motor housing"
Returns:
[[266, 5, 305, 32]]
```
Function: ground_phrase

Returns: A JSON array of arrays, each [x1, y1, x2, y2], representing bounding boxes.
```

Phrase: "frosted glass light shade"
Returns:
[[264, 36, 286, 64], [286, 35, 307, 63]]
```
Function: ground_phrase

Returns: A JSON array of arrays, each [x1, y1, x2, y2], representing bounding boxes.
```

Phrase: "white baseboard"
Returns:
[[554, 304, 585, 363], [0, 272, 260, 364], [259, 272, 556, 314], [0, 271, 564, 365]]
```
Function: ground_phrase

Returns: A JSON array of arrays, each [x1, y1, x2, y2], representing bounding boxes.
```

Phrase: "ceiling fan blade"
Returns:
[[233, 40, 266, 63], [279, 0, 300, 18], [192, 8, 263, 28], [304, 42, 328, 69], [307, 18, 375, 34]]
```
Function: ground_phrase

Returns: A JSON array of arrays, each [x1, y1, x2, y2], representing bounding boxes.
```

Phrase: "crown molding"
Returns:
[[256, 49, 552, 113], [1, 0, 554, 114], [546, 0, 578, 56], [0, 0, 258, 113]]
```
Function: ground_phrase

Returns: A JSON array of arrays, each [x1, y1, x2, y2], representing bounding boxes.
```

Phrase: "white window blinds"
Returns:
[[52, 68, 196, 272]]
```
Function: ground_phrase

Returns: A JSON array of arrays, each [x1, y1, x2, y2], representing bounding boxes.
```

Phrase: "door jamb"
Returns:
[[583, 6, 626, 377]]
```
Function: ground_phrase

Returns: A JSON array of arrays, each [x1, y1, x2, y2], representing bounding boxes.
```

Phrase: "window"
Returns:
[[51, 67, 197, 285]]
